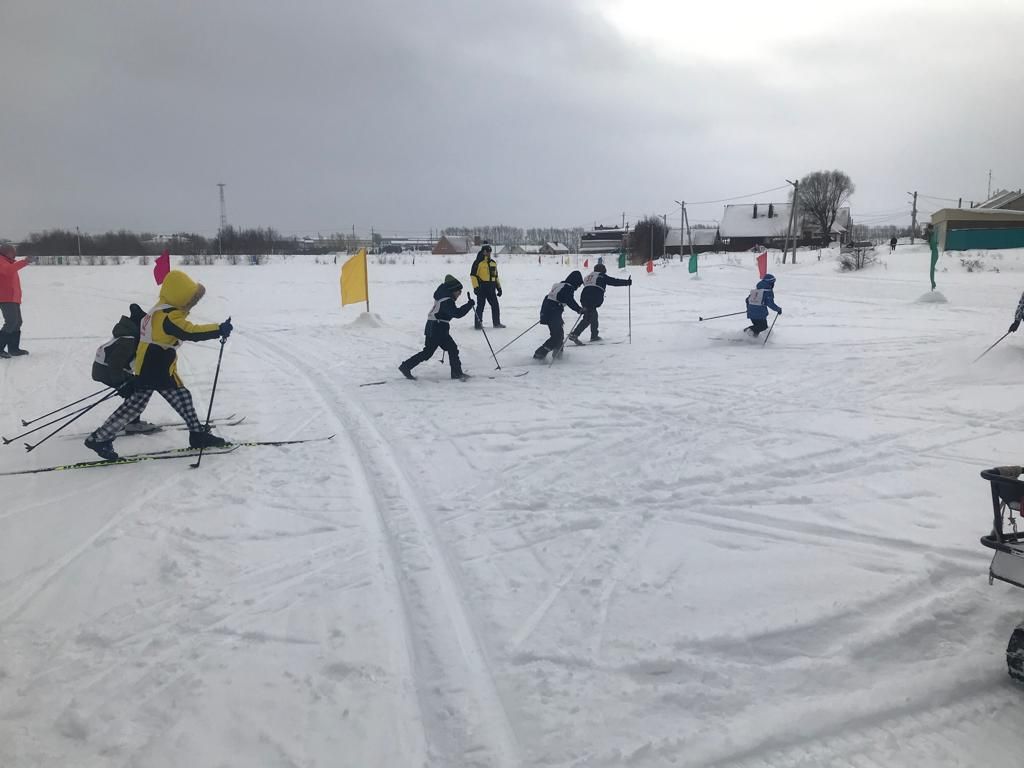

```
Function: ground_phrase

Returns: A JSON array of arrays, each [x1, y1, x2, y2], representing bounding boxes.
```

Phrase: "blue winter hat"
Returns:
[[762, 273, 776, 283]]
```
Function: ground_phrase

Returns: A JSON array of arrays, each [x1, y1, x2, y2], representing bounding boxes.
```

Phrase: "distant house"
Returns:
[[433, 235, 473, 255], [665, 227, 721, 255], [719, 203, 793, 251], [580, 225, 628, 254], [539, 241, 570, 255], [975, 189, 1024, 211], [931, 207, 1024, 251]]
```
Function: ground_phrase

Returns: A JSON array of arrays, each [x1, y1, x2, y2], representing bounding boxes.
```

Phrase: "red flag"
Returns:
[[584, 258, 589, 268], [646, 259, 654, 274], [154, 249, 170, 285], [757, 251, 767, 278]]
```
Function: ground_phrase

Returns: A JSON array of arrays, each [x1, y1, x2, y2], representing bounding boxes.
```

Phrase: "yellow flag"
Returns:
[[340, 248, 368, 308]]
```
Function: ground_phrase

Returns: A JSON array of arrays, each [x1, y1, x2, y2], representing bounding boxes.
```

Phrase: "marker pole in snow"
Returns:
[[22, 390, 120, 452], [698, 311, 746, 321], [191, 325, 228, 470], [628, 282, 632, 344], [493, 321, 540, 356], [763, 313, 780, 345], [974, 331, 1012, 363]]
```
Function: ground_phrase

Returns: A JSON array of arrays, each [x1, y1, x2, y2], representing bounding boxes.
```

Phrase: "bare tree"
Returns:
[[797, 170, 855, 245], [630, 216, 667, 264]]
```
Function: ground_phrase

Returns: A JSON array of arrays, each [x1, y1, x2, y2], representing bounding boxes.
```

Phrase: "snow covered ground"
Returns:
[[2, 244, 1024, 767]]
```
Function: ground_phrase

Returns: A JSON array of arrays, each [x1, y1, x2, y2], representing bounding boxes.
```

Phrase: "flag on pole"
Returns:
[[688, 253, 698, 274], [757, 251, 768, 278], [646, 259, 654, 274], [618, 250, 626, 269], [154, 249, 170, 285], [929, 230, 939, 290], [341, 248, 369, 309], [584, 258, 589, 268]]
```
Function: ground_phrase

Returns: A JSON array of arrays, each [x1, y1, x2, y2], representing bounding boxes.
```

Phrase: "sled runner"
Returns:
[[979, 467, 1024, 682]]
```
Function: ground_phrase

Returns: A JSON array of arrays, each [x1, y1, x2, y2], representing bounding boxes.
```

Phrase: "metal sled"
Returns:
[[979, 467, 1024, 683]]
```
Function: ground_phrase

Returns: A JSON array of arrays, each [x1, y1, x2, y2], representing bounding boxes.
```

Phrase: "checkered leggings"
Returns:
[[91, 387, 202, 441]]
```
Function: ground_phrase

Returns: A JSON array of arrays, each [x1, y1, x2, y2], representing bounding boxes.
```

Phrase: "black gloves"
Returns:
[[219, 320, 233, 339], [1011, 320, 1021, 333], [466, 298, 475, 309], [776, 308, 783, 315], [496, 285, 502, 297], [117, 377, 137, 397], [627, 277, 633, 286], [473, 285, 481, 295]]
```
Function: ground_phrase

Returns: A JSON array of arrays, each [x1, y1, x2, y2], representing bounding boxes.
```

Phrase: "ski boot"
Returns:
[[552, 348, 564, 360], [398, 362, 416, 380], [84, 436, 119, 461], [1008, 624, 1024, 684], [7, 332, 28, 356], [124, 418, 159, 434], [590, 334, 602, 342], [533, 347, 549, 360], [567, 334, 584, 346], [493, 323, 507, 328], [189, 428, 228, 449]]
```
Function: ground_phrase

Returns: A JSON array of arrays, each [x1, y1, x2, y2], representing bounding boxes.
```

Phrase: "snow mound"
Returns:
[[916, 290, 948, 304], [348, 312, 384, 328]]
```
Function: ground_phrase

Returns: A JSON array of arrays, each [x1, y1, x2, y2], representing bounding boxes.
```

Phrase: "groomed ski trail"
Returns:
[[260, 337, 523, 768]]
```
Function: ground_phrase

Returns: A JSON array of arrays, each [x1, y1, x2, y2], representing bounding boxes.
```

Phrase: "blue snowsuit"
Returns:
[[745, 277, 781, 335]]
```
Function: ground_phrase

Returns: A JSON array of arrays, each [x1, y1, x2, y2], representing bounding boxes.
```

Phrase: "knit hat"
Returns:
[[594, 263, 607, 274], [443, 274, 463, 292]]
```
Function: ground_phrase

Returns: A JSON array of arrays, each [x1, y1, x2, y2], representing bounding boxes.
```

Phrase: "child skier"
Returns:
[[534, 270, 584, 359], [91, 303, 158, 434], [568, 263, 631, 344], [744, 273, 782, 337], [84, 270, 232, 460], [399, 274, 475, 380]]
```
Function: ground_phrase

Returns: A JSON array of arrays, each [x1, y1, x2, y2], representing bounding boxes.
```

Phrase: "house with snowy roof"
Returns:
[[432, 235, 473, 255], [719, 203, 851, 251], [665, 227, 722, 255], [539, 241, 570, 255]]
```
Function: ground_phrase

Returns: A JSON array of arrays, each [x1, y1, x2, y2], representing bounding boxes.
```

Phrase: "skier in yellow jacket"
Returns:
[[85, 270, 233, 460], [470, 244, 505, 330]]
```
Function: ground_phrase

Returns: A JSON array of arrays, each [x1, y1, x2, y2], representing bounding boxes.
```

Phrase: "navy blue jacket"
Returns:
[[580, 271, 630, 308], [745, 278, 781, 320], [540, 272, 583, 323], [425, 283, 473, 334]]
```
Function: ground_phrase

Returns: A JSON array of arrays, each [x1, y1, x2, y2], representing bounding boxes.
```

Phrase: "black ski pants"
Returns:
[[746, 317, 768, 336], [0, 302, 22, 334], [573, 306, 600, 340], [402, 322, 463, 378], [474, 284, 500, 327], [535, 318, 565, 357]]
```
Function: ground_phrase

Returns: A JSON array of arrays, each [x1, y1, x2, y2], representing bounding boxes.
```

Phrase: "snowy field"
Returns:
[[2, 244, 1024, 767]]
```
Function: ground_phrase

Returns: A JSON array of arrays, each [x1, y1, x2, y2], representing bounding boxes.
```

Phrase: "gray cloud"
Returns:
[[1, 0, 1021, 238]]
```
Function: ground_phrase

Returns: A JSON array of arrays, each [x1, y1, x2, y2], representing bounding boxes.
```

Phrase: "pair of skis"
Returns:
[[361, 370, 529, 387], [0, 435, 334, 477]]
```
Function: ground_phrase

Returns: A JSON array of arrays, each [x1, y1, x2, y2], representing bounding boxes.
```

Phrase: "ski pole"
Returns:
[[628, 282, 632, 344], [4, 400, 107, 445], [23, 390, 120, 452], [192, 324, 229, 470], [493, 321, 540, 355], [974, 331, 1012, 363], [20, 387, 111, 426], [551, 314, 586, 366], [480, 324, 501, 370], [763, 313, 780, 346], [698, 311, 746, 321]]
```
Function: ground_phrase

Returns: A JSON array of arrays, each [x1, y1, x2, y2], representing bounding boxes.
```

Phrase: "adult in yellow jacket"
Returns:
[[85, 270, 233, 460], [469, 244, 505, 329]]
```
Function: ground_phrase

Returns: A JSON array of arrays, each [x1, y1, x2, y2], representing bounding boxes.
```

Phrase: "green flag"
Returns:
[[688, 253, 698, 274], [618, 249, 626, 269], [929, 230, 939, 290]]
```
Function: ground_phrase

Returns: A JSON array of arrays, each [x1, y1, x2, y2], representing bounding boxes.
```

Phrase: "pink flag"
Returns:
[[584, 258, 589, 268], [154, 250, 170, 285], [757, 251, 767, 278], [646, 259, 654, 274]]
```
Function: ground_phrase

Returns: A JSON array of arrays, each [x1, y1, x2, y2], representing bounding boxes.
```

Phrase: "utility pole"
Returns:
[[217, 183, 227, 256], [908, 191, 918, 243], [76, 226, 81, 259], [662, 213, 668, 259], [621, 212, 626, 229], [782, 179, 799, 264], [988, 169, 992, 200]]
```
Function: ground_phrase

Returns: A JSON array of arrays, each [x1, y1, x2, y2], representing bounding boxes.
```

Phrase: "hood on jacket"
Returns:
[[110, 303, 147, 338], [756, 276, 776, 290], [159, 270, 205, 309], [565, 270, 583, 288]]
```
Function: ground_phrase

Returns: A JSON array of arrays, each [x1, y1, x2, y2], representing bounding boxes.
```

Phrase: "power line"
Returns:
[[685, 184, 790, 206]]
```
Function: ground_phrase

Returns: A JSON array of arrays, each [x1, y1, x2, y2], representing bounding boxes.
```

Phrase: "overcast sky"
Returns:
[[2, 0, 1022, 239]]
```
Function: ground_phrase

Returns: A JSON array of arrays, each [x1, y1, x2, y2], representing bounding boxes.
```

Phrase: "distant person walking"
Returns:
[[0, 243, 31, 357], [470, 244, 505, 329], [890, 236, 897, 253]]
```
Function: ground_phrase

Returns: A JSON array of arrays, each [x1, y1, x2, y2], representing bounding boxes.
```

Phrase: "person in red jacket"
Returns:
[[0, 244, 31, 358]]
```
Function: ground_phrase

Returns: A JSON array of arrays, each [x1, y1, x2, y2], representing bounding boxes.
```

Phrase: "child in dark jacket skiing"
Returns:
[[568, 263, 631, 344], [534, 270, 584, 359], [399, 274, 475, 380], [84, 270, 232, 460], [92, 303, 158, 434], [744, 273, 782, 337]]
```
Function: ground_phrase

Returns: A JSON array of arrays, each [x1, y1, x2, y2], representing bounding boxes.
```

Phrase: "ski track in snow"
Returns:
[[4, 249, 1024, 766], [258, 335, 523, 768]]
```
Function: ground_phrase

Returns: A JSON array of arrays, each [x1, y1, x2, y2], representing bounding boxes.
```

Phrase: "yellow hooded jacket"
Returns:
[[135, 270, 222, 388]]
